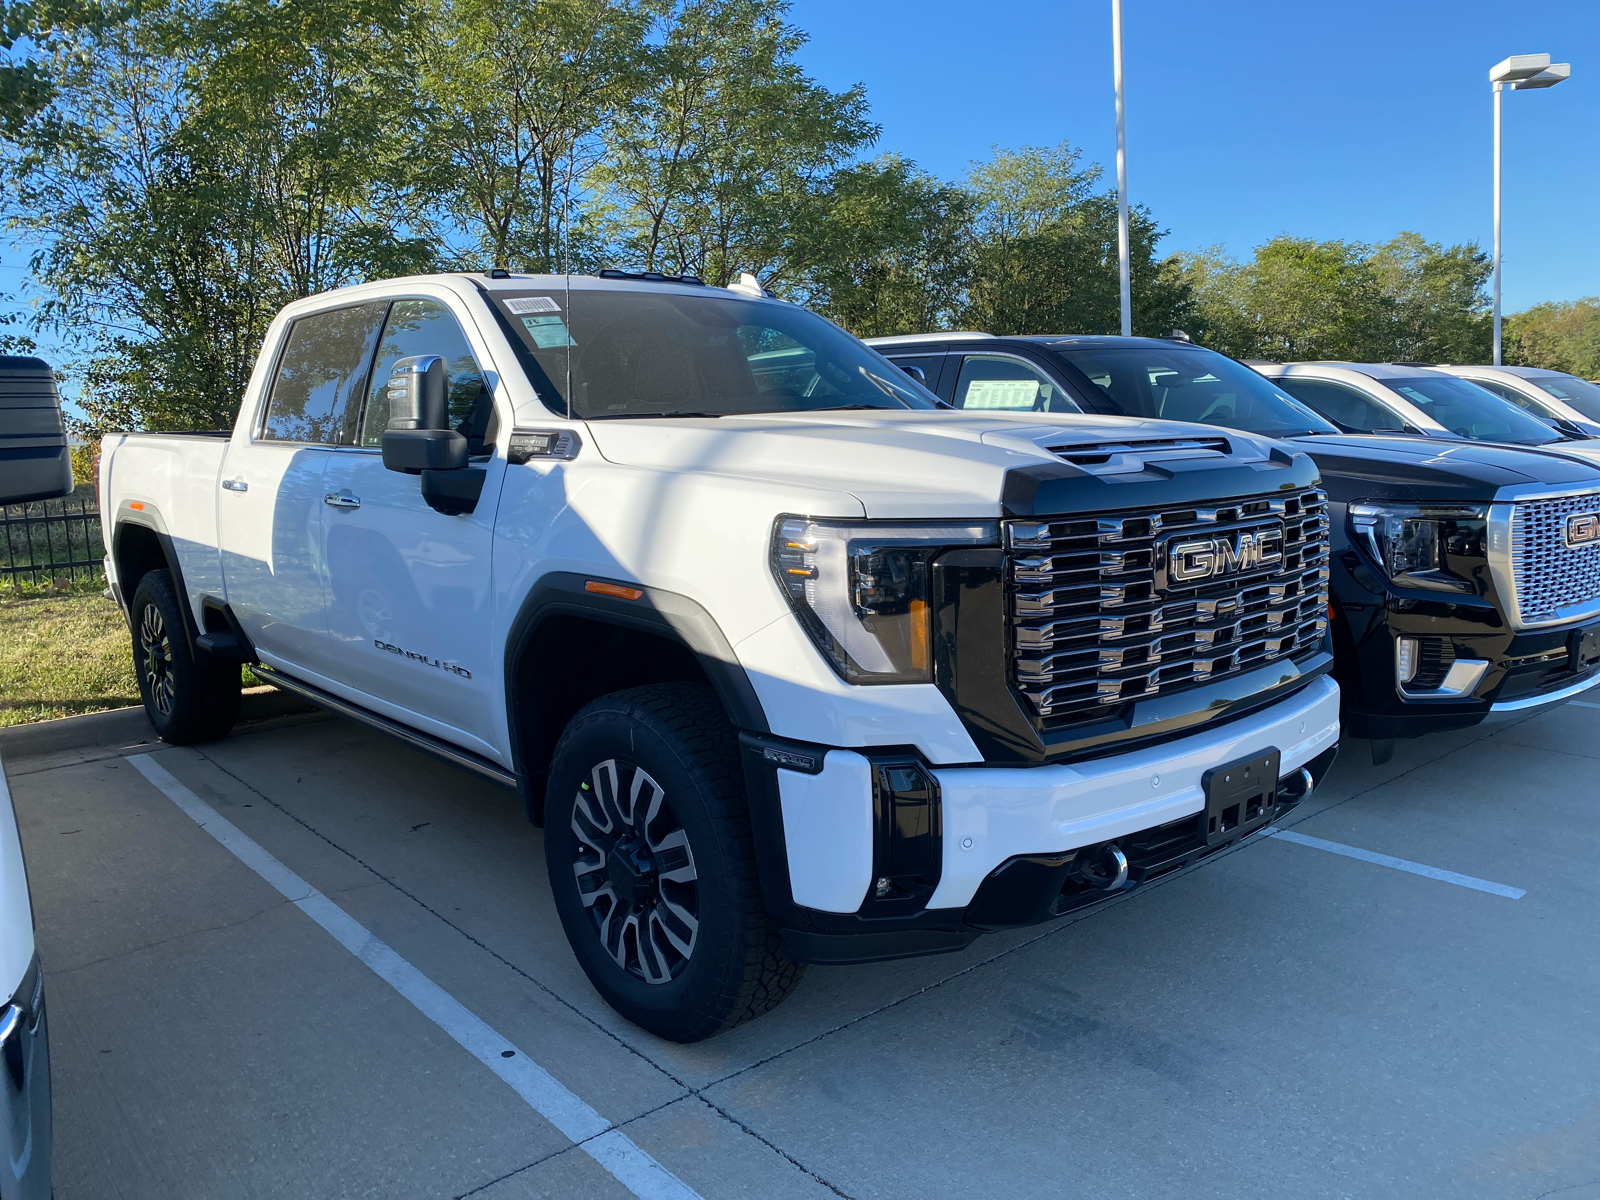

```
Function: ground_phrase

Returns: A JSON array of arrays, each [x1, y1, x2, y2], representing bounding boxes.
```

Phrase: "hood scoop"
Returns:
[[1044, 436, 1231, 476]]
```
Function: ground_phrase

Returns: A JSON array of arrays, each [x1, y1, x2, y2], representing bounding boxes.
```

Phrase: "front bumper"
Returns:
[[1337, 602, 1600, 739], [743, 676, 1340, 963]]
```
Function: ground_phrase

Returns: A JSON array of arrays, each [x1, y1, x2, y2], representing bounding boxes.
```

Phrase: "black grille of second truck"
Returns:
[[1004, 487, 1330, 724]]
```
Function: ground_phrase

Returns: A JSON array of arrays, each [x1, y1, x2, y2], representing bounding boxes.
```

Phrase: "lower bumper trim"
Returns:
[[780, 927, 978, 965], [1490, 669, 1600, 713]]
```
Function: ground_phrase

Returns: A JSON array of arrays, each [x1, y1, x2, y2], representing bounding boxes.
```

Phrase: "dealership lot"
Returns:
[[4, 701, 1598, 1200]]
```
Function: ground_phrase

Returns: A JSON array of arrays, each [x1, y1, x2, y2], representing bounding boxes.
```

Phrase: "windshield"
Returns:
[[1531, 374, 1600, 422], [1373, 375, 1562, 445], [493, 288, 939, 418], [1049, 345, 1339, 437]]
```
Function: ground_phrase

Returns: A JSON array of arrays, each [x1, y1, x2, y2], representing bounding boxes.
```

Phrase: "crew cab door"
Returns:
[[219, 301, 388, 669], [317, 296, 506, 754]]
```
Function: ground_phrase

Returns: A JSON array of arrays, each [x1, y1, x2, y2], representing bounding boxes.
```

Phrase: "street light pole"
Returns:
[[1487, 53, 1570, 365], [1493, 81, 1502, 364], [1112, 0, 1131, 337]]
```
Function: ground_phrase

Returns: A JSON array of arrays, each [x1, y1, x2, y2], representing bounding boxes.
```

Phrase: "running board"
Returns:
[[252, 665, 520, 791]]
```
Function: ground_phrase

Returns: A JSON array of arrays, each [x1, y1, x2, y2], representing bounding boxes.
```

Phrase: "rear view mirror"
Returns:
[[0, 356, 73, 505], [898, 364, 927, 384], [381, 354, 467, 474]]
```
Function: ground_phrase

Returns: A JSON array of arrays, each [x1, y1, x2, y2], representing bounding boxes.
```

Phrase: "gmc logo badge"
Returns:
[[1167, 524, 1284, 586], [1565, 512, 1600, 548]]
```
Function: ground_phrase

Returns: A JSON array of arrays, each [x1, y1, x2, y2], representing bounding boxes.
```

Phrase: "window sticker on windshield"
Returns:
[[963, 379, 1039, 409], [507, 296, 560, 315], [522, 314, 576, 348]]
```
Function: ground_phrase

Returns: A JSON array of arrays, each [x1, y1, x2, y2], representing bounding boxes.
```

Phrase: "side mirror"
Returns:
[[381, 354, 467, 475], [0, 356, 74, 505]]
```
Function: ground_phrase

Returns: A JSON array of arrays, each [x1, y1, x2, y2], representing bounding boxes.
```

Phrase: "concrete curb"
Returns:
[[0, 686, 317, 763]]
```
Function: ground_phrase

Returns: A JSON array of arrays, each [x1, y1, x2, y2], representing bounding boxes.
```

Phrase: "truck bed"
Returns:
[[99, 431, 231, 621]]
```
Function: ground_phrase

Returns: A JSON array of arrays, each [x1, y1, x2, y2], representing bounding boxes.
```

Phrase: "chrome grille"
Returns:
[[1005, 488, 1330, 724], [1510, 491, 1600, 623]]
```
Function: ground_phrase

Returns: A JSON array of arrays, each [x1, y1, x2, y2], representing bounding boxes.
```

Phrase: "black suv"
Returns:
[[868, 333, 1600, 760]]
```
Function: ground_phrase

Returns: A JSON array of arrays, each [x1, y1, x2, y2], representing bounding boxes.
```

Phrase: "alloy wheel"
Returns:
[[139, 602, 175, 716], [570, 759, 699, 985]]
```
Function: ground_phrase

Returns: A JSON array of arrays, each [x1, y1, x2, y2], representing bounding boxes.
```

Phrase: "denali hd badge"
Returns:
[[1165, 523, 1284, 586], [1565, 511, 1600, 548]]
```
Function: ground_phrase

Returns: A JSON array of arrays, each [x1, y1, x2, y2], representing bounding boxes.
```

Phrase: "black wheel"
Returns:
[[129, 569, 241, 745], [544, 683, 805, 1042]]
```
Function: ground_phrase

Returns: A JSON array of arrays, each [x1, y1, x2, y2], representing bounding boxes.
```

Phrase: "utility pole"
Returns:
[[1112, 0, 1131, 337]]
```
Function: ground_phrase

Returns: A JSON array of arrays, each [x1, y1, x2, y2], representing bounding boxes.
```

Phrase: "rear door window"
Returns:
[[1274, 379, 1405, 433], [260, 303, 389, 445], [361, 299, 493, 453], [951, 355, 1075, 412]]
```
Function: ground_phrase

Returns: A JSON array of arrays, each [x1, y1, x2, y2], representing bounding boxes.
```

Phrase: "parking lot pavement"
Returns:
[[4, 701, 1599, 1200]]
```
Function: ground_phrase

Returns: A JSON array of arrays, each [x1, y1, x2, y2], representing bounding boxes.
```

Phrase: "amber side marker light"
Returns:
[[586, 580, 644, 601], [128, 501, 145, 510]]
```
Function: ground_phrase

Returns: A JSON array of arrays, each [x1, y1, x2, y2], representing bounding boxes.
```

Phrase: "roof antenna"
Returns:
[[561, 140, 576, 422]]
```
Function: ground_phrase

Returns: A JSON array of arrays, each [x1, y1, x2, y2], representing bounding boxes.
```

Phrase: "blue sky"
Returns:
[[787, 0, 1598, 312]]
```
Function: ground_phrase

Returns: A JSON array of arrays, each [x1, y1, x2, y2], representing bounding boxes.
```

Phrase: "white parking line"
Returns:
[[128, 753, 701, 1200], [1266, 828, 1526, 899]]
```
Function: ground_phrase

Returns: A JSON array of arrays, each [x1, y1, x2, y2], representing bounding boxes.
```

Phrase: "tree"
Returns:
[[788, 155, 971, 338], [1, 0, 425, 436], [596, 0, 875, 287], [958, 143, 1194, 338], [1506, 298, 1600, 378], [413, 0, 649, 272], [1185, 232, 1492, 363], [1371, 232, 1490, 363]]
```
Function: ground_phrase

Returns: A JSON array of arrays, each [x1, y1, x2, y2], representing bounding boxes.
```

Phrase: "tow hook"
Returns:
[[1073, 843, 1129, 891], [1278, 766, 1315, 806]]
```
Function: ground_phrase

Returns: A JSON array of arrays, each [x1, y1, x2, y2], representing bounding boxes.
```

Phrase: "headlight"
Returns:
[[771, 516, 998, 683], [1348, 502, 1487, 594]]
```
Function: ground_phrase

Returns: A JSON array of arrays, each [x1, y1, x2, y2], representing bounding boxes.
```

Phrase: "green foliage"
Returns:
[[597, 0, 875, 287], [0, 0, 1540, 436], [957, 143, 1194, 338], [1506, 298, 1600, 378], [413, 0, 651, 272], [1185, 232, 1491, 363], [788, 155, 971, 337]]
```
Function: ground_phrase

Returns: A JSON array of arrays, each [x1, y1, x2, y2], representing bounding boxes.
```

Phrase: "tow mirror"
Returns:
[[381, 355, 467, 474], [379, 353, 484, 516], [0, 356, 74, 505]]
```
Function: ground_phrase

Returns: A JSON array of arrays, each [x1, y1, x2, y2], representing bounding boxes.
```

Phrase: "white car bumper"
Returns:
[[777, 676, 1340, 914]]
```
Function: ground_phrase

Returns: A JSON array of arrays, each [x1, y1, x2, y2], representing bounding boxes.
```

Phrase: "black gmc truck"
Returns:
[[869, 333, 1600, 760]]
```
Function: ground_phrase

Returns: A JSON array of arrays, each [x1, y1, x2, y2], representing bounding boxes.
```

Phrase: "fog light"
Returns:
[[1396, 636, 1419, 684]]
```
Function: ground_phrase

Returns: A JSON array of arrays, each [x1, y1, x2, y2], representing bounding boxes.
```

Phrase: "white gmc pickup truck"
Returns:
[[100, 271, 1340, 1041]]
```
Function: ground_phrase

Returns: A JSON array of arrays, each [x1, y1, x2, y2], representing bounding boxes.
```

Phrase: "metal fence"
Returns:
[[1, 487, 104, 588]]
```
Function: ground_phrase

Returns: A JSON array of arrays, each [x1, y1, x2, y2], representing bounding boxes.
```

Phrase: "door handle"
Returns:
[[323, 492, 361, 509], [221, 478, 248, 493]]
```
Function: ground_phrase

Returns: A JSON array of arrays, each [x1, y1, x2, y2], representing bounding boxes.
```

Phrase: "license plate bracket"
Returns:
[[1574, 627, 1600, 670], [1200, 748, 1282, 846]]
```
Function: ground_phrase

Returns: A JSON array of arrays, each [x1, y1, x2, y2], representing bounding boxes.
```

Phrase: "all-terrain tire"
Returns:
[[544, 682, 805, 1042], [129, 569, 241, 745]]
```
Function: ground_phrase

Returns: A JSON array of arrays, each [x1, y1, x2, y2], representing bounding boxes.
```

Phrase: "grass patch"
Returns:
[[0, 585, 139, 726], [0, 582, 264, 727]]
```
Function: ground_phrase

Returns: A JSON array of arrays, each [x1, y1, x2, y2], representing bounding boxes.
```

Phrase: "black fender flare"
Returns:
[[502, 571, 770, 781], [112, 508, 203, 657]]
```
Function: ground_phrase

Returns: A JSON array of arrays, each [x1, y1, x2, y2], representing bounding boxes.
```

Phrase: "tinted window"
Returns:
[[1053, 346, 1337, 436], [1470, 377, 1545, 412], [1274, 378, 1405, 432], [361, 299, 492, 452], [495, 290, 938, 418], [887, 355, 943, 389], [261, 303, 388, 444], [951, 355, 1076, 412], [1531, 375, 1600, 422], [1373, 375, 1560, 445]]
